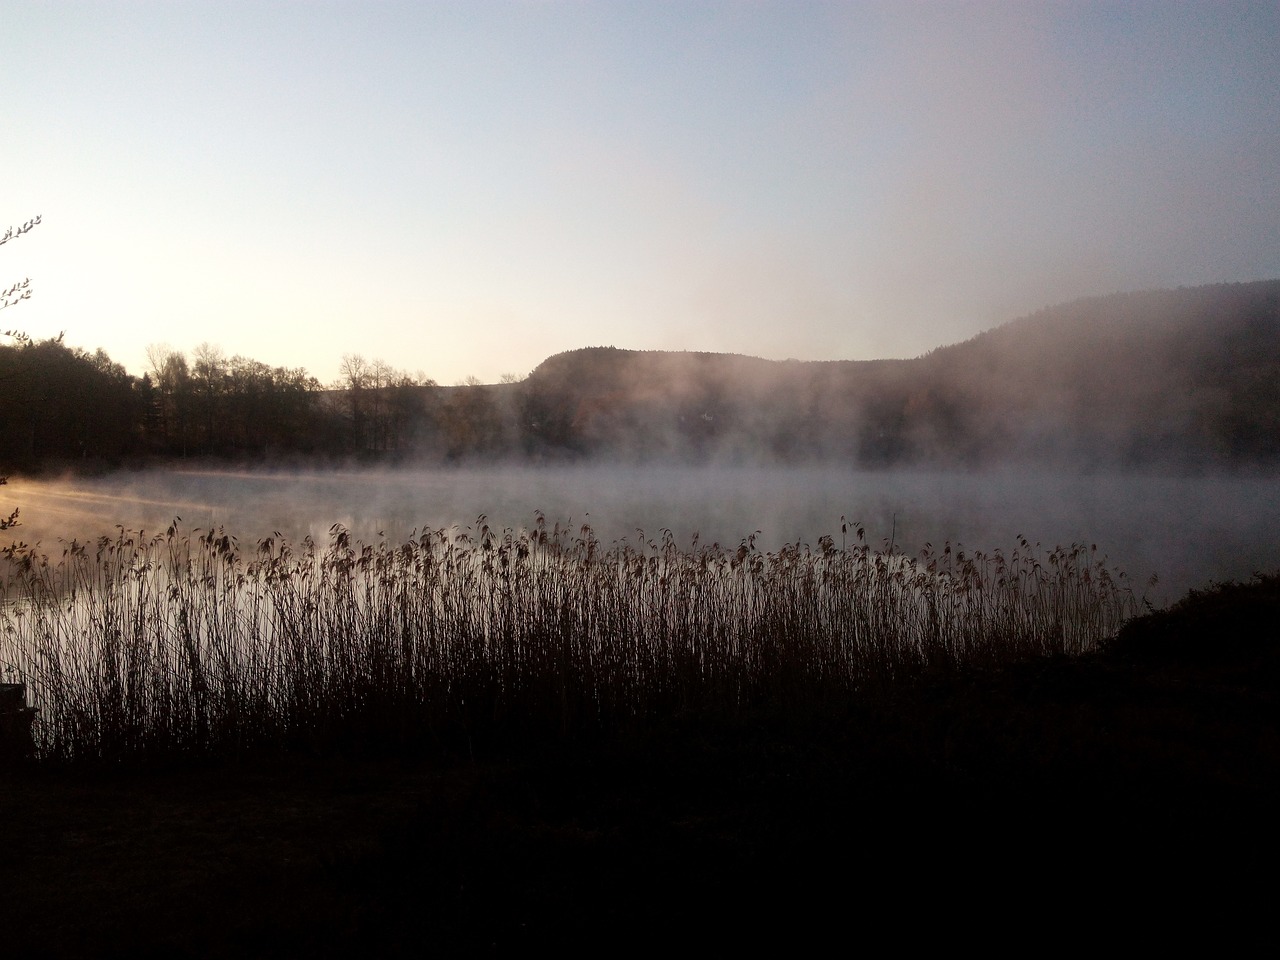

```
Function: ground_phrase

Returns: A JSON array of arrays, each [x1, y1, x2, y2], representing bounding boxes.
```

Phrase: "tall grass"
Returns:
[[0, 515, 1139, 763]]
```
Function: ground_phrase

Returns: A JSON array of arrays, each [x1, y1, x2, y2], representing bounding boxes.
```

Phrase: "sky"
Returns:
[[4, 1, 1279, 387]]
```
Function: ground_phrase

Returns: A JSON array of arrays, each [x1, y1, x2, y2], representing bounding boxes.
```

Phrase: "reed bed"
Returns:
[[0, 515, 1139, 763]]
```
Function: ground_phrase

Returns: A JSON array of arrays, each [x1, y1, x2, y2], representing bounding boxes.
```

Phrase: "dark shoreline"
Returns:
[[2, 575, 1276, 954]]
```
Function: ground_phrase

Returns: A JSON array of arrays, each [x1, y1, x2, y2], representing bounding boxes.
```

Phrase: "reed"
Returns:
[[0, 514, 1139, 763]]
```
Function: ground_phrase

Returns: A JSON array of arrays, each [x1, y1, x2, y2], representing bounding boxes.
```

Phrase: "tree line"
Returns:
[[3, 279, 1279, 477], [0, 337, 536, 472]]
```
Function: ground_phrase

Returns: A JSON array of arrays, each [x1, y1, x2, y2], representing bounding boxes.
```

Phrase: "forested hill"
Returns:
[[519, 348, 900, 462], [1, 280, 1278, 469], [922, 281, 1280, 464], [520, 280, 1280, 466]]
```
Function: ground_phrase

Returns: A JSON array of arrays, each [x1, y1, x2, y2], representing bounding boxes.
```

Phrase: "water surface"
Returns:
[[5, 465, 1278, 603]]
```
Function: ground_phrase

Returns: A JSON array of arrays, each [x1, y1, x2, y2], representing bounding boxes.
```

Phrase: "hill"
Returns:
[[518, 280, 1280, 466]]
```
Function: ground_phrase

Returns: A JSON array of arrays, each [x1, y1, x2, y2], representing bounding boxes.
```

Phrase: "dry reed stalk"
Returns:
[[0, 516, 1140, 763]]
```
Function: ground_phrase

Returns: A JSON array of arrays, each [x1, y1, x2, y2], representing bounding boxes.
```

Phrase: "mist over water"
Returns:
[[5, 465, 1278, 605]]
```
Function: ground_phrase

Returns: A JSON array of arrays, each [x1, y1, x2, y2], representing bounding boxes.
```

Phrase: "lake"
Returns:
[[4, 464, 1278, 604]]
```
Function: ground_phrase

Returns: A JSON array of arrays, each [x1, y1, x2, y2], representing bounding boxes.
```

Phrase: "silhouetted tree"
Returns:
[[221, 356, 325, 456], [146, 344, 194, 456], [0, 337, 138, 464], [383, 369, 433, 454], [0, 331, 18, 527], [330, 355, 436, 457], [191, 342, 227, 453], [2, 215, 42, 527], [337, 353, 370, 453], [441, 376, 507, 459]]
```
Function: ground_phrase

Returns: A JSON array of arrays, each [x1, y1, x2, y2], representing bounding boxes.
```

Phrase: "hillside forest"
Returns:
[[1, 280, 1278, 473]]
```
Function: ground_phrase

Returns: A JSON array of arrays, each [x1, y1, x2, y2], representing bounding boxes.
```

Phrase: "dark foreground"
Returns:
[[2, 577, 1277, 956]]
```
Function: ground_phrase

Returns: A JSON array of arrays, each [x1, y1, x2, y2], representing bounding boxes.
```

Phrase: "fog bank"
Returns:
[[5, 465, 1278, 606]]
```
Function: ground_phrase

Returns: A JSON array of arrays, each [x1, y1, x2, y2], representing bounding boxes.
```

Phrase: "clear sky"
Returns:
[[4, 1, 1279, 386]]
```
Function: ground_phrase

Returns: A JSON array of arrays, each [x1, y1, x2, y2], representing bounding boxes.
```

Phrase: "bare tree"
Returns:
[[146, 344, 193, 455], [2, 215, 42, 528], [334, 353, 369, 452], [191, 342, 227, 452], [1, 214, 41, 312], [370, 358, 394, 452], [1, 328, 30, 527]]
